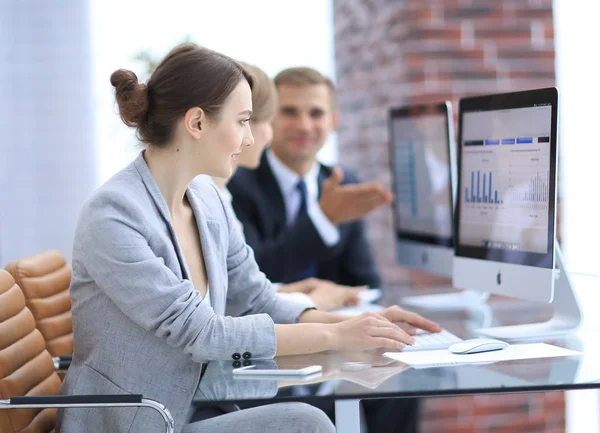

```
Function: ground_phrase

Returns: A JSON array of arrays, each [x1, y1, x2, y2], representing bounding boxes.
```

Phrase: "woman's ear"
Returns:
[[184, 107, 205, 140]]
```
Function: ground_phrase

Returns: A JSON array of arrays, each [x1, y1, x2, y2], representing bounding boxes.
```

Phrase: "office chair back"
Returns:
[[6, 251, 73, 357], [0, 269, 62, 433]]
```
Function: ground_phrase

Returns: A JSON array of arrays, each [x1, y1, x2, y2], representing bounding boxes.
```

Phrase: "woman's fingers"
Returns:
[[367, 316, 415, 346]]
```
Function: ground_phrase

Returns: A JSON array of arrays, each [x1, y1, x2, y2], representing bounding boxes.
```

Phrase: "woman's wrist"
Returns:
[[323, 323, 340, 351]]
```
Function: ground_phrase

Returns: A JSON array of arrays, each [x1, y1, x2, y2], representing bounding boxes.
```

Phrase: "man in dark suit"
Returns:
[[229, 67, 421, 433], [230, 151, 385, 286], [229, 67, 392, 288]]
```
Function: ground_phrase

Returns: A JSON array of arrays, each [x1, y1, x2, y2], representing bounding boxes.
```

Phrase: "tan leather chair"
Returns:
[[0, 270, 174, 433], [5, 251, 73, 357], [0, 268, 60, 432]]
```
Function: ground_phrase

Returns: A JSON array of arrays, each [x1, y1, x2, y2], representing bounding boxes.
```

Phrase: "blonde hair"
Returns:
[[274, 67, 336, 108], [238, 62, 277, 123]]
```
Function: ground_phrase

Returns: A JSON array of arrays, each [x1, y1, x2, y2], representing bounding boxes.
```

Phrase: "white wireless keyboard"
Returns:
[[401, 329, 463, 352]]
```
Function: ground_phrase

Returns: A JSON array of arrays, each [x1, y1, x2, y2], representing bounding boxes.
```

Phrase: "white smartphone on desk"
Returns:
[[358, 288, 383, 304], [233, 364, 322, 377]]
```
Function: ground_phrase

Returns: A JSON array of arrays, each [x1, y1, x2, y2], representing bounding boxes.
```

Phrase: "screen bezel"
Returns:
[[454, 87, 558, 269], [388, 102, 455, 248]]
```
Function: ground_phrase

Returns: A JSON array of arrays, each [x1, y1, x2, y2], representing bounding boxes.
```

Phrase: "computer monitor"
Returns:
[[453, 87, 582, 340], [388, 102, 456, 277], [389, 102, 489, 311]]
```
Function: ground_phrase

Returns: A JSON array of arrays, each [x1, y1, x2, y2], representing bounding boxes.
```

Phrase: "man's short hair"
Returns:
[[274, 67, 336, 109]]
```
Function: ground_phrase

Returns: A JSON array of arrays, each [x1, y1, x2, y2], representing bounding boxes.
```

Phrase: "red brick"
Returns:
[[544, 392, 565, 403], [508, 69, 554, 79], [423, 399, 461, 418], [389, 23, 464, 43], [504, 59, 556, 73], [497, 47, 555, 61], [443, 5, 498, 21], [473, 399, 532, 416], [474, 25, 532, 40], [440, 68, 499, 80], [399, 6, 436, 23], [509, 6, 554, 20], [408, 47, 486, 61], [421, 420, 476, 433], [477, 414, 549, 433], [405, 93, 456, 106], [544, 22, 555, 39]]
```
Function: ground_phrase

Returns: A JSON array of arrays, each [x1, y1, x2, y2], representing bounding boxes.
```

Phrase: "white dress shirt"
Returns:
[[213, 179, 315, 309], [265, 150, 340, 246]]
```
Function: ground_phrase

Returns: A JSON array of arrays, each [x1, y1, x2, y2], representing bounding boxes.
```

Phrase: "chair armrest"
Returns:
[[10, 394, 142, 405], [52, 356, 72, 370], [0, 395, 174, 433]]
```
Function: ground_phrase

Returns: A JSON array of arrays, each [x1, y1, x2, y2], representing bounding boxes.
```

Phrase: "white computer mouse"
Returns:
[[448, 338, 509, 354]]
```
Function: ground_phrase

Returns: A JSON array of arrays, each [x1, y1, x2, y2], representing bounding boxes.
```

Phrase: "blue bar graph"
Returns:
[[483, 174, 487, 203], [465, 170, 503, 204], [395, 142, 418, 216]]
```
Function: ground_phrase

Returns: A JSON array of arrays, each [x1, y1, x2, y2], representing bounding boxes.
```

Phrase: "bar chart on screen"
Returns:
[[464, 170, 503, 204], [459, 140, 552, 253], [394, 140, 418, 217], [464, 169, 550, 210]]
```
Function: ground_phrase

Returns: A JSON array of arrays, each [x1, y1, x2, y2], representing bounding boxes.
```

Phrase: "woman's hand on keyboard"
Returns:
[[331, 312, 416, 351], [377, 305, 442, 333]]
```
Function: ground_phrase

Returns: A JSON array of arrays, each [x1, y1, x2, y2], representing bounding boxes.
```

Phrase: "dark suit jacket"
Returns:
[[228, 152, 381, 287]]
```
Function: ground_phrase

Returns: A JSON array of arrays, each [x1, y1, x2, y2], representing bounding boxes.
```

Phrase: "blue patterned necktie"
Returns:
[[294, 179, 317, 280], [296, 179, 308, 216]]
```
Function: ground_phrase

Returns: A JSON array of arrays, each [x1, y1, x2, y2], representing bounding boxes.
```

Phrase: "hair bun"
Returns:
[[111, 69, 138, 94], [110, 69, 148, 127]]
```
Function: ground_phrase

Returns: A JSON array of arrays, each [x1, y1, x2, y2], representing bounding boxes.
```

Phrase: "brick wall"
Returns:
[[421, 393, 566, 433], [332, 0, 563, 432]]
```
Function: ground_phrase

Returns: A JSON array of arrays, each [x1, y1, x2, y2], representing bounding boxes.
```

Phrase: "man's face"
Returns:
[[271, 83, 337, 165]]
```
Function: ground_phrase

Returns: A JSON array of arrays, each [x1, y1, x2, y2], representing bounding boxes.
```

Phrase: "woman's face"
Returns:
[[199, 79, 255, 178], [235, 120, 273, 170]]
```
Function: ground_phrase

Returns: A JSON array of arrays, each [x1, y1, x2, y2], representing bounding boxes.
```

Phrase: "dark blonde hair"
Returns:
[[238, 62, 277, 123], [274, 67, 336, 108], [110, 43, 253, 146]]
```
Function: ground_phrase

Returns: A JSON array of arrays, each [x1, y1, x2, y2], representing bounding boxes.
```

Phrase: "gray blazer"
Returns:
[[57, 153, 308, 433]]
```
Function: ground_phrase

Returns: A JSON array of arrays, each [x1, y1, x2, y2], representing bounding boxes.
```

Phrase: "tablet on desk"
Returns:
[[233, 364, 322, 377]]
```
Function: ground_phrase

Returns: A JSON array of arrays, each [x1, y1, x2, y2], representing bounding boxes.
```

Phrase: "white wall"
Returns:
[[0, 1, 95, 264], [555, 0, 600, 274], [90, 0, 337, 185], [554, 1, 600, 432]]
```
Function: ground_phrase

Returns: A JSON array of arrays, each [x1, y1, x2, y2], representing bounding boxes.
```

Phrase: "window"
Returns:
[[90, 0, 337, 185]]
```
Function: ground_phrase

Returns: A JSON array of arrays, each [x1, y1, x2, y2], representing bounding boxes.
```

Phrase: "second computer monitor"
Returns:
[[389, 102, 456, 277]]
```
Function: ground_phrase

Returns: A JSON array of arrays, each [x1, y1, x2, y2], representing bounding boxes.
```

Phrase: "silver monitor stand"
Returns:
[[476, 243, 583, 341]]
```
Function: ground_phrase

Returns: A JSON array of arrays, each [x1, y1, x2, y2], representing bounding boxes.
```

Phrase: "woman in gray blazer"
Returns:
[[57, 43, 440, 433]]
